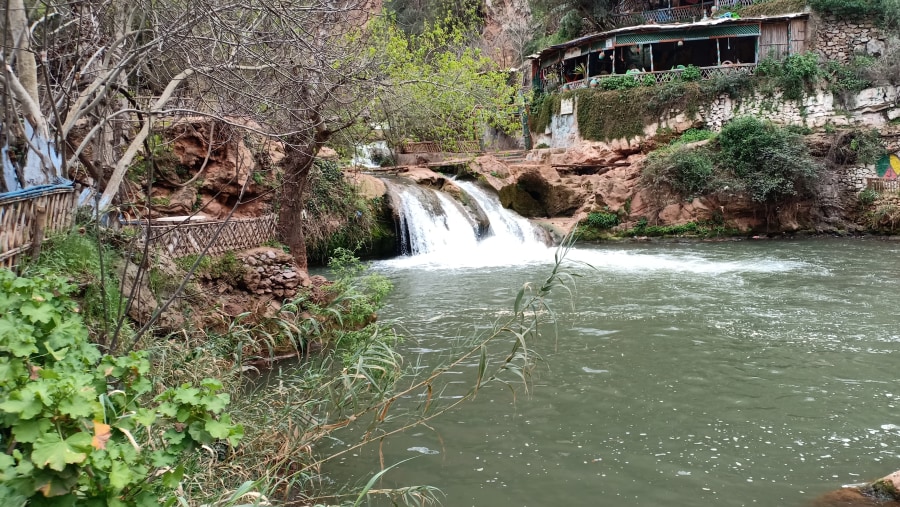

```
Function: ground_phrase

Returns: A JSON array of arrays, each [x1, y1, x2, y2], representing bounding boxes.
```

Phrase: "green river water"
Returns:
[[326, 239, 900, 507]]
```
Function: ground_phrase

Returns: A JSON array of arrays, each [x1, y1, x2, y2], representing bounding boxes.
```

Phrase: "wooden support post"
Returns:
[[30, 204, 48, 259]]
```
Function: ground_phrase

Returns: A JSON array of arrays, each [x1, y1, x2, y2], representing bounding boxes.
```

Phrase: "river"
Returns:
[[326, 238, 900, 507]]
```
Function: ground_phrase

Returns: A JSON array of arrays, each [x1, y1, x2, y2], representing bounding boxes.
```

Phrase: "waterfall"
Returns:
[[351, 141, 390, 168], [383, 178, 553, 269]]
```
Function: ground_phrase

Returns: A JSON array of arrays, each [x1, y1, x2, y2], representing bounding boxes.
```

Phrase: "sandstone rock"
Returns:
[[347, 172, 387, 199], [318, 146, 339, 159]]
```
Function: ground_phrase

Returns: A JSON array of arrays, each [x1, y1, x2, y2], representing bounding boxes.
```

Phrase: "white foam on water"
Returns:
[[565, 248, 809, 275]]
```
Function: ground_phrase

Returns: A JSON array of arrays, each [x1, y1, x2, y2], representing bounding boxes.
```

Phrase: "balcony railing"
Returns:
[[555, 63, 757, 91], [612, 0, 759, 26]]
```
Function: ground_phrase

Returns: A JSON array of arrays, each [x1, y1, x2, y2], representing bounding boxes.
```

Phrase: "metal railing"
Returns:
[[612, 0, 759, 26], [558, 63, 756, 91]]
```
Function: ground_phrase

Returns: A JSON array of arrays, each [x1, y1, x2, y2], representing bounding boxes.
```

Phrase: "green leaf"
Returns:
[[0, 453, 15, 469], [108, 460, 134, 490], [0, 392, 43, 419], [205, 415, 233, 439], [202, 393, 229, 414], [172, 387, 201, 406], [11, 418, 52, 443], [31, 433, 87, 471], [161, 464, 185, 489], [19, 302, 56, 324]]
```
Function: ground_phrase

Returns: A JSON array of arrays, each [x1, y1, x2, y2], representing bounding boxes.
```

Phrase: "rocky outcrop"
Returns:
[[142, 119, 282, 220], [814, 470, 900, 506]]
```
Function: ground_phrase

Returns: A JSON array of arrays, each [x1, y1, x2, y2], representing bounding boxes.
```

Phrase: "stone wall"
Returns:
[[238, 247, 306, 298], [701, 86, 899, 131], [811, 14, 887, 64], [839, 165, 878, 192]]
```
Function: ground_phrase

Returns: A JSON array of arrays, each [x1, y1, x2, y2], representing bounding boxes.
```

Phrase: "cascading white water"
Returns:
[[385, 179, 553, 269], [351, 141, 390, 168], [454, 180, 547, 245]]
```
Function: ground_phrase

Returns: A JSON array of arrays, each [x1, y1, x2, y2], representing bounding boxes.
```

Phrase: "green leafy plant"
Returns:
[[717, 116, 819, 202], [680, 65, 701, 82], [757, 52, 821, 101], [0, 270, 242, 506], [643, 145, 716, 199], [585, 211, 620, 230], [858, 188, 880, 206]]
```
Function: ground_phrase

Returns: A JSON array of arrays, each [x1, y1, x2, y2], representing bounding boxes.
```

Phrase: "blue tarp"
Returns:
[[0, 182, 75, 204]]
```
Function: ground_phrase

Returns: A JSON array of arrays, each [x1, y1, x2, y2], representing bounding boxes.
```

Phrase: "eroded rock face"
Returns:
[[141, 119, 281, 220]]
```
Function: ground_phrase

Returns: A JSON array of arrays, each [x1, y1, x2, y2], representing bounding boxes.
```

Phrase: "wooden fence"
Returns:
[[143, 214, 279, 257], [0, 186, 79, 270], [867, 178, 900, 193], [400, 140, 482, 154]]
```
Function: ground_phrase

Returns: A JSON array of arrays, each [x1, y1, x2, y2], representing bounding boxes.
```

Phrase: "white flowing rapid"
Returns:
[[383, 179, 553, 269]]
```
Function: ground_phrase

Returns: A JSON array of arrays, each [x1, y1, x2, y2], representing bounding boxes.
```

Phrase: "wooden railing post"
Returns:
[[30, 204, 48, 259]]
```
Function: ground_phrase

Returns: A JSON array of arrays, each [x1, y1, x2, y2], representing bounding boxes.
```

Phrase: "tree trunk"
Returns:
[[7, 0, 39, 105], [278, 135, 325, 273]]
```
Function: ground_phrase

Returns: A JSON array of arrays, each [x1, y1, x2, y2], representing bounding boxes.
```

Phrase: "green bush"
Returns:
[[558, 10, 583, 40], [0, 270, 242, 505], [809, 0, 882, 18], [622, 219, 742, 238], [644, 145, 716, 199], [858, 188, 880, 206], [823, 57, 875, 93], [717, 116, 819, 202], [756, 52, 821, 101], [673, 128, 714, 145], [681, 65, 701, 82], [586, 212, 620, 230]]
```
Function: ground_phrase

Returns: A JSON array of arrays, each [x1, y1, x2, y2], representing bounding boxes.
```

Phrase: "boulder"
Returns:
[[845, 86, 899, 114]]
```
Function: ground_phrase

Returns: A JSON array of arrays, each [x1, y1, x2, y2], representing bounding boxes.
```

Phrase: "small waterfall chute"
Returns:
[[382, 177, 554, 269]]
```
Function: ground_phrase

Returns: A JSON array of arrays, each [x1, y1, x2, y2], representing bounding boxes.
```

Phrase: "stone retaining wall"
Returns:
[[812, 15, 887, 64], [238, 247, 306, 298]]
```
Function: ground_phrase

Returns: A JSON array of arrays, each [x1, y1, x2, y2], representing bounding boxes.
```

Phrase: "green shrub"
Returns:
[[558, 10, 583, 40], [717, 116, 819, 202], [756, 52, 821, 101], [780, 52, 821, 100], [823, 57, 875, 93], [0, 270, 242, 505], [681, 65, 701, 82], [586, 211, 620, 230], [858, 188, 880, 206], [643, 145, 716, 199], [622, 219, 742, 238], [673, 128, 714, 145], [809, 0, 882, 18]]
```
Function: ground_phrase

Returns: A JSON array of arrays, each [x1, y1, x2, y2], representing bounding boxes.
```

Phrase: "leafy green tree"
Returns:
[[530, 0, 618, 35], [369, 17, 522, 147]]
